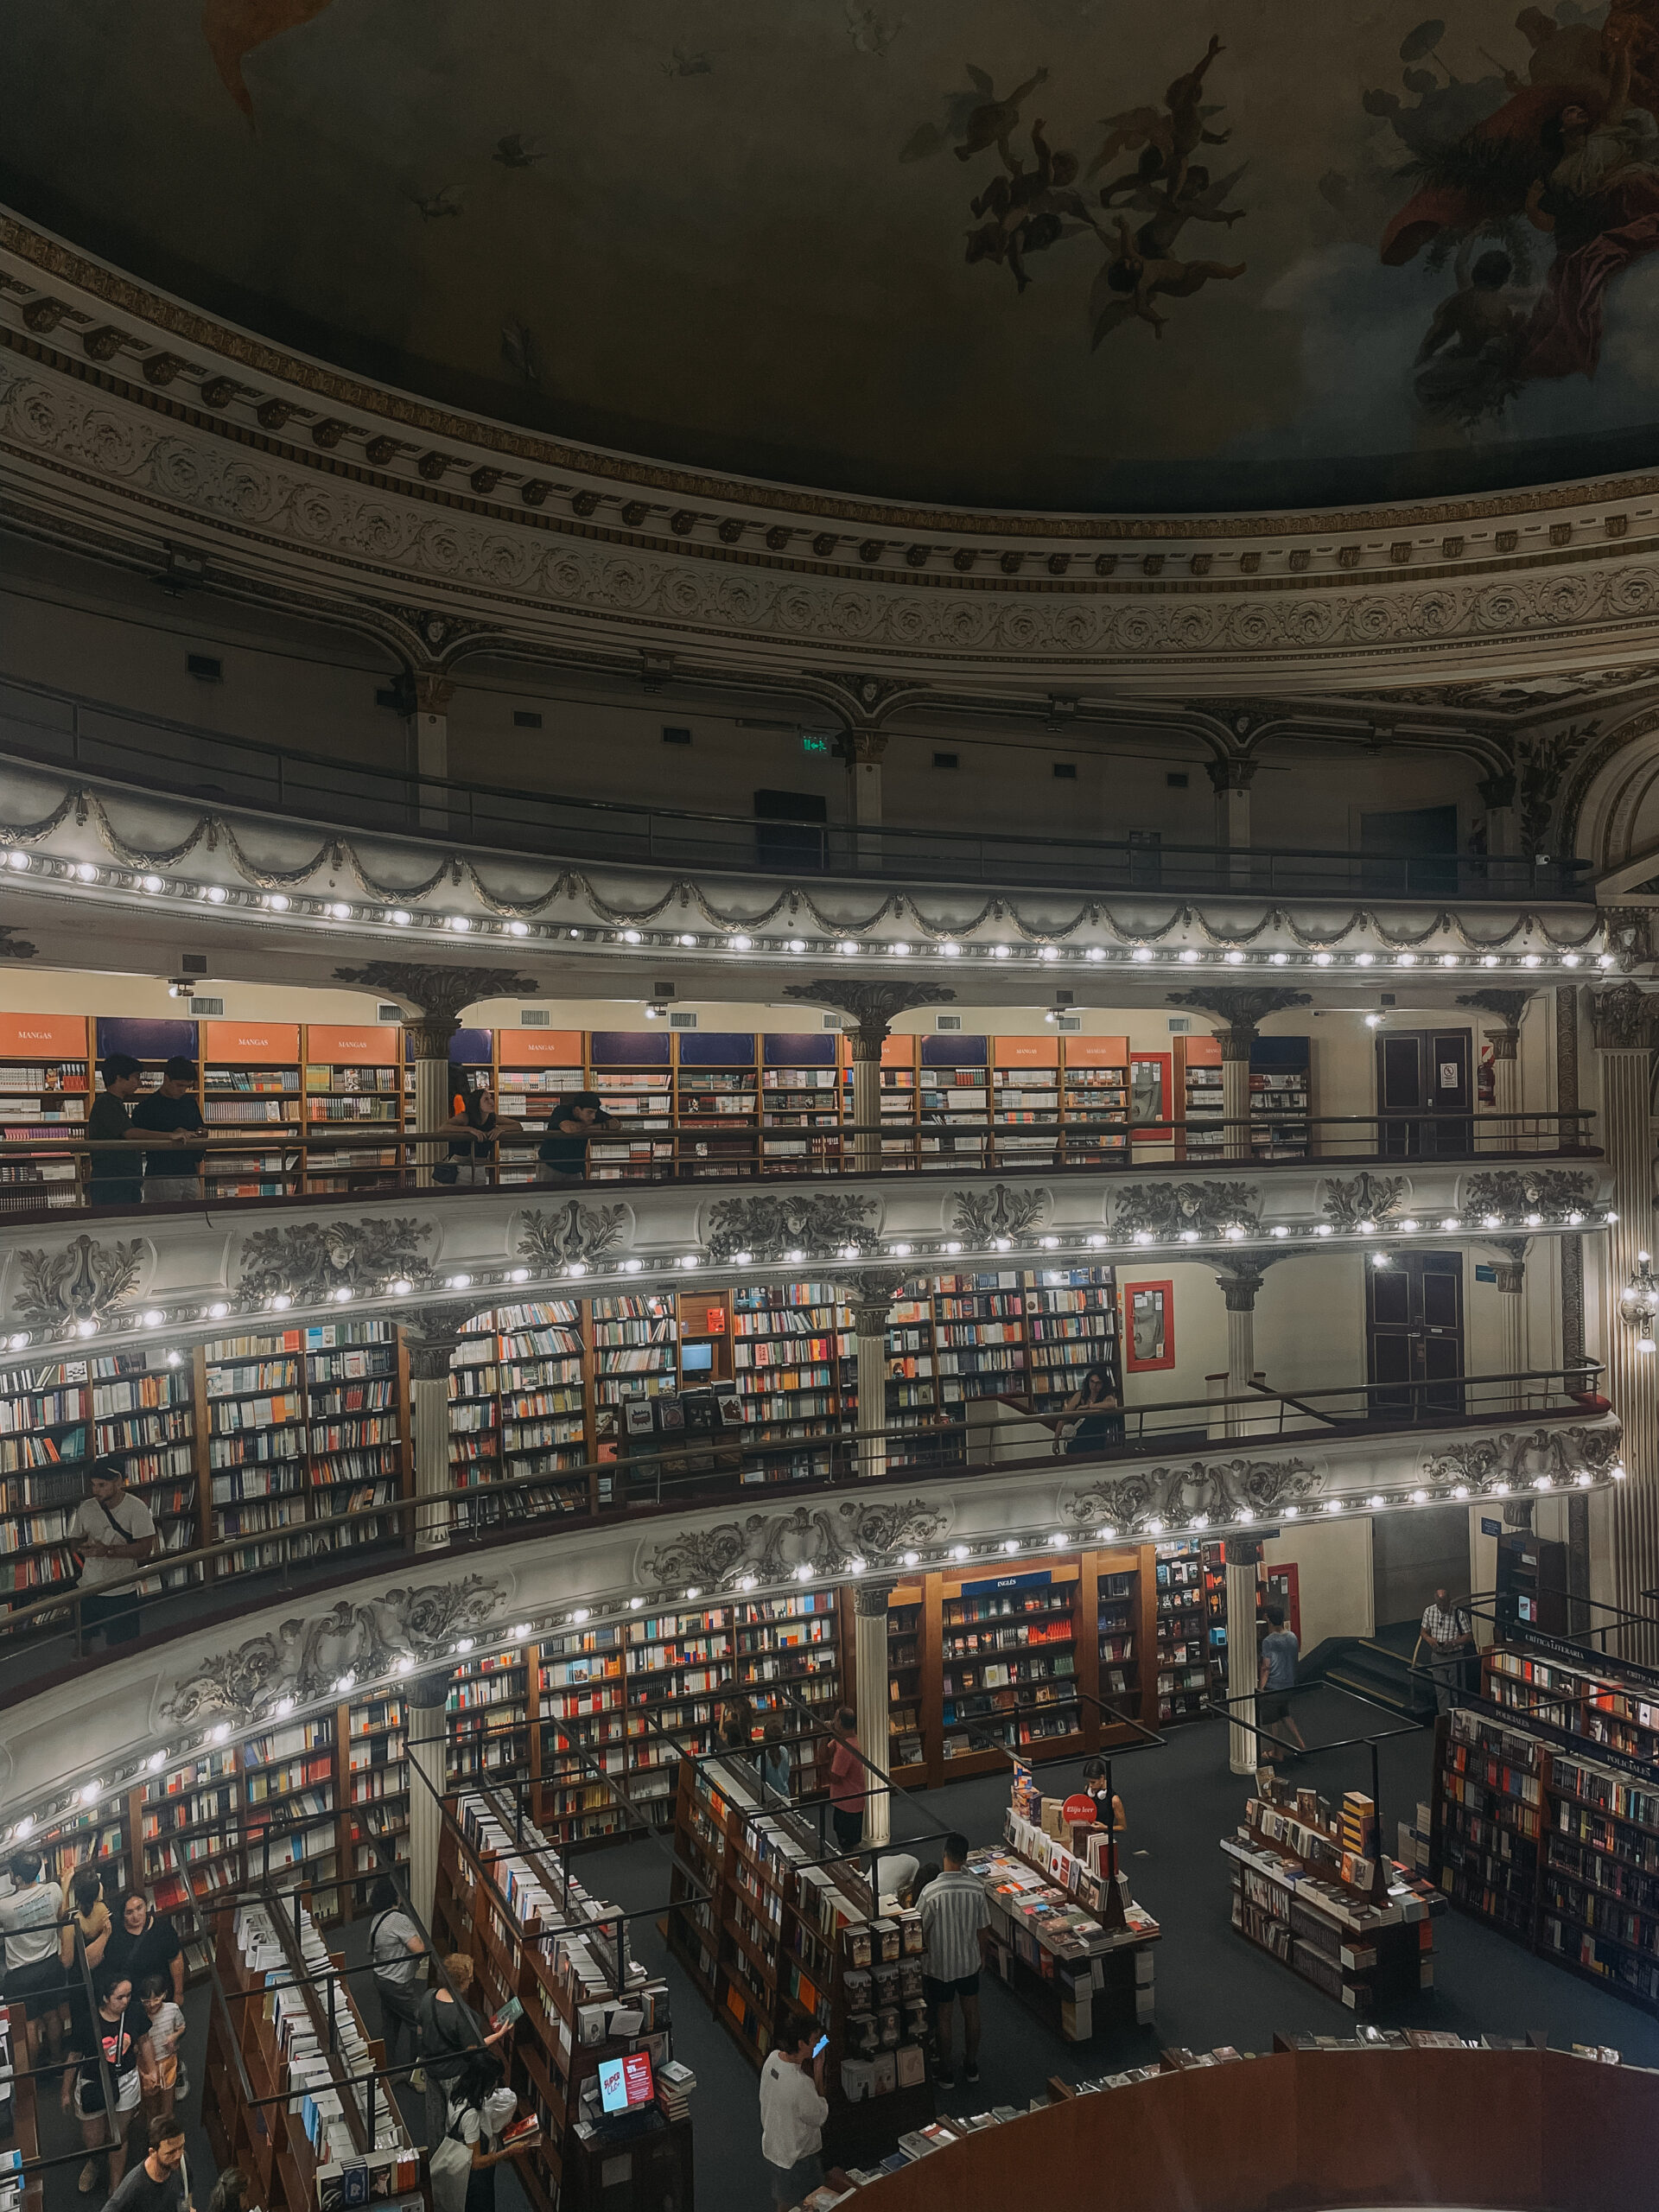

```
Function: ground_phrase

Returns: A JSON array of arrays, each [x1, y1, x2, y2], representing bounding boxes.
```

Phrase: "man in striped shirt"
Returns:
[[918, 1834, 993, 2088], [1421, 1588, 1473, 1714]]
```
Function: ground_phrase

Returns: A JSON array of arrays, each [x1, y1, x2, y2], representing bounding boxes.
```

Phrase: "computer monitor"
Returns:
[[598, 2051, 654, 2115], [682, 1341, 714, 1374]]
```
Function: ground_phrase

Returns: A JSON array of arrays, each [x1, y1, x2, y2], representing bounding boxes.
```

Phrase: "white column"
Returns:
[[849, 1276, 899, 1479], [1220, 1039, 1250, 1162], [840, 728, 886, 873], [1225, 1541, 1261, 1776], [1592, 985, 1659, 1665], [410, 1374, 450, 1551], [852, 1580, 893, 1850], [849, 1035, 881, 1176], [409, 674, 454, 838], [406, 1017, 454, 1191], [406, 1671, 452, 1927], [1206, 760, 1255, 888]]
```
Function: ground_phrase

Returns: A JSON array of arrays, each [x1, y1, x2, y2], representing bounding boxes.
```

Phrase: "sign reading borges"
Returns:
[[1123, 1279, 1174, 1373]]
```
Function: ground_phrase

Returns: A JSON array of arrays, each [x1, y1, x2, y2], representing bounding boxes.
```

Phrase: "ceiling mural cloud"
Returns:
[[7, 1, 1659, 512]]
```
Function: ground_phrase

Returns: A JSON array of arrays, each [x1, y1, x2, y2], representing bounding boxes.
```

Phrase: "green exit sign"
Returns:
[[802, 733, 829, 755]]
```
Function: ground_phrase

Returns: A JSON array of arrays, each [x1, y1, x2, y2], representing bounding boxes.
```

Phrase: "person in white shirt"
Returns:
[[69, 1460, 156, 1649], [758, 2028, 828, 2209], [0, 1850, 67, 2068]]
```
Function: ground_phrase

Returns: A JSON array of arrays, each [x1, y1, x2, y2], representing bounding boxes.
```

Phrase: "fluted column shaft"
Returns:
[[1593, 985, 1659, 1663], [851, 1580, 893, 1849], [1225, 1539, 1261, 1776]]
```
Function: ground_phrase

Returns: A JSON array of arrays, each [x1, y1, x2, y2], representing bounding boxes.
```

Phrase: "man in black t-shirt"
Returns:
[[130, 1058, 206, 1206], [105, 1895, 184, 2007], [99, 2114, 186, 2212]]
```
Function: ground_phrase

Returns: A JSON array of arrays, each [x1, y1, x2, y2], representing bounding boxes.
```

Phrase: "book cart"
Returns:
[[1431, 1642, 1659, 2013], [666, 1752, 935, 2166], [967, 1764, 1161, 2043], [430, 1783, 692, 2212], [1224, 1767, 1444, 2011], [201, 1885, 425, 2212]]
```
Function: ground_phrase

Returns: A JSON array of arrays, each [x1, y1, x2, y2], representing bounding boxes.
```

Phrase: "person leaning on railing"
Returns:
[[435, 1084, 522, 1187], [534, 1091, 617, 1184]]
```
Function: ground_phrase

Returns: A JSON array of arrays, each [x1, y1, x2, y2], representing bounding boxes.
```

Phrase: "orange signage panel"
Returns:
[[1183, 1033, 1223, 1066], [880, 1034, 918, 1069], [994, 1034, 1059, 1069], [202, 1022, 300, 1061], [499, 1029, 584, 1065], [1063, 1035, 1129, 1068], [0, 1013, 88, 1058], [305, 1024, 397, 1065]]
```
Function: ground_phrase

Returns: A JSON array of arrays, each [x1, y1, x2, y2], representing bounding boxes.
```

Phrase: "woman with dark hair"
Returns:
[[435, 1084, 521, 1188], [535, 1092, 616, 1184], [1059, 1365, 1124, 1456], [366, 1872, 426, 2068], [207, 2169, 255, 2212], [1080, 1758, 1127, 1841], [431, 2050, 524, 2212]]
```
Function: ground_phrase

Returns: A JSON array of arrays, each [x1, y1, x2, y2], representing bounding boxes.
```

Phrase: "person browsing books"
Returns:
[[366, 1873, 427, 2069], [130, 1058, 207, 1206], [758, 1717, 793, 1802], [69, 1462, 157, 1650], [758, 2027, 829, 2211], [419, 1955, 511, 2150], [918, 1833, 993, 2088], [430, 2051, 527, 2212], [0, 1848, 68, 2069], [98, 2114, 187, 2212]]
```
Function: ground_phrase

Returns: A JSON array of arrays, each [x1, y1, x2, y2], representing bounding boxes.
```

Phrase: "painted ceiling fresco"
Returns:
[[9, 1, 1659, 512]]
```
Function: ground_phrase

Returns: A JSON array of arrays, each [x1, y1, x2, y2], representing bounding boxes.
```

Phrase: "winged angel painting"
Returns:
[[904, 35, 1247, 348]]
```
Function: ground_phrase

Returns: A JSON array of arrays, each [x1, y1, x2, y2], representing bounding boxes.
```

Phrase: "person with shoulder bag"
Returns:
[[365, 1875, 426, 2069]]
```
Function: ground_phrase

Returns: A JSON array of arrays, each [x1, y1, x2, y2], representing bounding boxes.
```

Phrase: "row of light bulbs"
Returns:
[[11, 1447, 1623, 1845], [4, 850, 1608, 971], [0, 1209, 1610, 1370]]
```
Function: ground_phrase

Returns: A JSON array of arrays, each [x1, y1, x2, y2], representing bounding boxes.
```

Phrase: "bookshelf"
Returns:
[[448, 1301, 593, 1536], [941, 1563, 1082, 1769], [201, 1889, 423, 2212], [991, 1037, 1060, 1166], [447, 1648, 532, 1788], [1023, 1272, 1119, 1412], [887, 1582, 926, 1779], [201, 1021, 304, 1198], [302, 1024, 404, 1193], [143, 1747, 242, 1974], [760, 1033, 841, 1173], [346, 1689, 409, 1910], [242, 1712, 341, 1924], [305, 1320, 407, 1560], [666, 1753, 934, 2145], [1154, 1541, 1211, 1726], [495, 1028, 584, 1185], [673, 1033, 759, 1176], [1176, 1034, 1224, 1160], [918, 1037, 988, 1168], [588, 1032, 673, 1179], [0, 1358, 90, 1601], [1096, 1563, 1141, 1722], [729, 1280, 851, 1477], [1428, 1647, 1659, 2013], [0, 1012, 89, 1213], [92, 1348, 201, 1590], [1058, 1036, 1129, 1164], [931, 1272, 1027, 1408], [431, 1783, 689, 2212], [589, 1293, 678, 1413], [535, 1584, 845, 1847], [1249, 1037, 1312, 1161], [205, 1328, 309, 1575]]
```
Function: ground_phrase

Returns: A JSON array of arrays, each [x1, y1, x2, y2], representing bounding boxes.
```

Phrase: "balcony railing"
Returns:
[[0, 1362, 1607, 1691], [0, 1110, 1603, 1218], [0, 675, 1595, 900]]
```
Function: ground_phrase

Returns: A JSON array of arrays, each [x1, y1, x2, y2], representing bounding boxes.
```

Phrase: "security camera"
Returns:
[[166, 978, 197, 999]]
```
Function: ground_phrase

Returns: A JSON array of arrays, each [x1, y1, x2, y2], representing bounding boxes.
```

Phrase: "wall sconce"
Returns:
[[1621, 1250, 1657, 1354]]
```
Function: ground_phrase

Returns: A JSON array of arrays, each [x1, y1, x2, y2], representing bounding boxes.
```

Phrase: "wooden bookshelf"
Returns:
[[0, 1012, 89, 1213], [201, 1888, 424, 2212], [1431, 1646, 1659, 2014], [302, 1024, 405, 1194], [665, 1753, 935, 2152], [431, 1783, 689, 2212], [880, 1547, 1157, 1792], [1154, 1541, 1212, 1726]]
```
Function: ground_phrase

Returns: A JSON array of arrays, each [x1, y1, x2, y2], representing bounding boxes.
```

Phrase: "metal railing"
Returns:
[[0, 1108, 1604, 1220], [0, 1363, 1606, 1688], [0, 676, 1595, 900]]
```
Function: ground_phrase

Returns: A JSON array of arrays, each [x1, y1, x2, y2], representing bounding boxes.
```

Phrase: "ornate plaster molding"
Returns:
[[950, 1184, 1052, 1244], [1320, 1173, 1408, 1235], [780, 981, 954, 1058], [516, 1201, 633, 1270], [1110, 1181, 1260, 1240], [1461, 1168, 1598, 1221], [158, 1573, 507, 1724], [331, 961, 538, 1056], [639, 1499, 950, 1591], [234, 1217, 434, 1306], [1590, 981, 1659, 1052], [12, 1233, 146, 1327], [1064, 1456, 1324, 1534], [1163, 986, 1312, 1057], [701, 1192, 878, 1264], [1421, 1424, 1620, 1491]]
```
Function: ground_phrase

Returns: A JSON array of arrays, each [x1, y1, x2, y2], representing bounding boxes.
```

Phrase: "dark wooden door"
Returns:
[[1376, 1027, 1472, 1157], [1367, 1250, 1465, 1418]]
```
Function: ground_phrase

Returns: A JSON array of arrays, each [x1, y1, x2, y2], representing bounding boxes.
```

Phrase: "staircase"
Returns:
[[1312, 1637, 1439, 1723]]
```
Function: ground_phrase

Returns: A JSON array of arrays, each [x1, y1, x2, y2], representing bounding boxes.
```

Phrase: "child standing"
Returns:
[[137, 1974, 186, 2118]]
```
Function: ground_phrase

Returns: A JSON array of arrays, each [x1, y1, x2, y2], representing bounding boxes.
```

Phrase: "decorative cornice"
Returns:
[[1112, 1181, 1259, 1240], [331, 961, 539, 1052], [639, 1499, 950, 1591], [234, 1217, 434, 1307], [1164, 986, 1312, 1058], [1321, 1173, 1407, 1236], [780, 981, 954, 1058], [1463, 1169, 1597, 1221], [13, 1233, 145, 1328], [702, 1192, 878, 1265], [1455, 988, 1535, 1045], [1064, 1456, 1323, 1535]]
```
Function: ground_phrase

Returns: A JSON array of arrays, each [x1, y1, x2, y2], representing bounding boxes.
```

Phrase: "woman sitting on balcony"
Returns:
[[435, 1085, 521, 1187], [1058, 1364, 1125, 1457]]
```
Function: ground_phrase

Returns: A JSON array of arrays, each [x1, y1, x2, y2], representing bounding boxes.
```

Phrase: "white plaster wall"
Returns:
[[1262, 1516, 1374, 1652]]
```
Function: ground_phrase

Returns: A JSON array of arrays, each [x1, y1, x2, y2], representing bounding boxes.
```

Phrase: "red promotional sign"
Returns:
[[1062, 1794, 1098, 1827]]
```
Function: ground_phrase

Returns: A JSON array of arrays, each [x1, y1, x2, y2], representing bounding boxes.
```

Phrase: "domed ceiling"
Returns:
[[10, 0, 1659, 512]]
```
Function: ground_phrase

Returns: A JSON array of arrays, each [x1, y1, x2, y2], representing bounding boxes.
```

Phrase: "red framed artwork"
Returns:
[[1123, 1278, 1175, 1373]]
